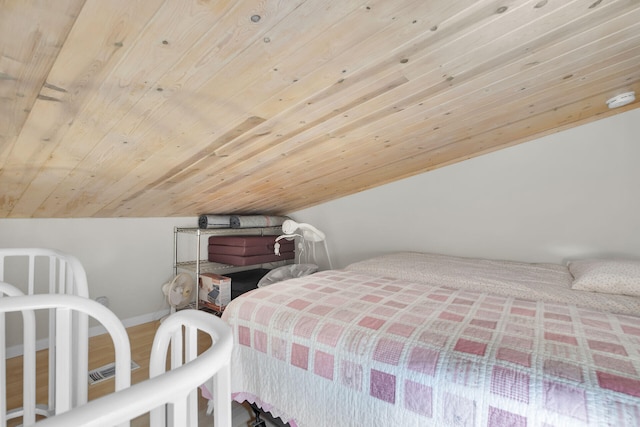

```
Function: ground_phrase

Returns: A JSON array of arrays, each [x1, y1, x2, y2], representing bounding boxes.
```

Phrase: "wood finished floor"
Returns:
[[5, 320, 285, 427]]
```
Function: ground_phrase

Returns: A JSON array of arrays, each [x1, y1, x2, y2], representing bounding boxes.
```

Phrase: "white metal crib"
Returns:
[[0, 284, 131, 426], [0, 248, 90, 423], [1, 285, 232, 427]]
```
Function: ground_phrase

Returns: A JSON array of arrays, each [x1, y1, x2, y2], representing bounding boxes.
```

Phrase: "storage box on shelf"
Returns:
[[208, 234, 294, 265], [173, 226, 294, 312]]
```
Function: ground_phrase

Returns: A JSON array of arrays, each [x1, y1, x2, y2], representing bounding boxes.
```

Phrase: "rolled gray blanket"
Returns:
[[198, 215, 232, 229], [230, 215, 290, 229]]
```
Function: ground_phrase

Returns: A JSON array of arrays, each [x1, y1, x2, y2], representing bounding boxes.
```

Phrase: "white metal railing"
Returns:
[[1, 248, 232, 426], [34, 309, 233, 427], [0, 248, 90, 424], [0, 248, 89, 296], [0, 291, 131, 427], [0, 283, 35, 425]]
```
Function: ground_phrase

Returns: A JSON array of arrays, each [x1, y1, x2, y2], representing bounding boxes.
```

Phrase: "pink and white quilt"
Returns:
[[222, 267, 640, 426]]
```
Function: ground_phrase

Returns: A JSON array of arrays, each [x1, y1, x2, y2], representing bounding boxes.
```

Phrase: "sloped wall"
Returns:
[[293, 108, 640, 269]]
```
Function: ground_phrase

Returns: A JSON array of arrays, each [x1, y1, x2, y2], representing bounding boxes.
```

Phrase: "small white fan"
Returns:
[[162, 273, 195, 312]]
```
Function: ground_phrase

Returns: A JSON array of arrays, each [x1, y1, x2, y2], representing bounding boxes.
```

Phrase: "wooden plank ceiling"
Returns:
[[1, 0, 639, 218]]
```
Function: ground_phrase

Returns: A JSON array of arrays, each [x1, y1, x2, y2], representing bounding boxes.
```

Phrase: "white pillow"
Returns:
[[569, 259, 640, 297]]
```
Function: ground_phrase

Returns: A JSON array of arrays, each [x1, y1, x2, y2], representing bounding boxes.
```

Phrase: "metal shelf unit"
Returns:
[[173, 226, 291, 311]]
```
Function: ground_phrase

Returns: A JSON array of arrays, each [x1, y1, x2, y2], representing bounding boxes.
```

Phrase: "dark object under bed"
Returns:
[[225, 268, 270, 300]]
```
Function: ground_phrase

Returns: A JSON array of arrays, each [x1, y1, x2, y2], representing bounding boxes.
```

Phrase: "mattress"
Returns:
[[209, 241, 294, 257], [222, 253, 640, 426], [208, 235, 294, 265]]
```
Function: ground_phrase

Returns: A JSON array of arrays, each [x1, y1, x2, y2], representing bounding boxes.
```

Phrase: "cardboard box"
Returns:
[[199, 273, 231, 307]]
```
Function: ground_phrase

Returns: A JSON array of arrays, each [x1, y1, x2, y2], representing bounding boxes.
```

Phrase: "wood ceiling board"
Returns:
[[203, 63, 640, 213], [153, 79, 640, 216], [96, 47, 640, 217], [138, 0, 528, 204], [301, 4, 640, 154], [65, 0, 440, 217], [154, 0, 636, 209], [264, 1, 620, 143], [210, 0, 461, 157], [336, 22, 640, 152], [0, 0, 84, 163], [146, 0, 427, 163], [334, 98, 640, 207], [208, 0, 500, 161], [1, 0, 639, 218], [2, 0, 167, 216], [280, 83, 640, 211], [185, 0, 490, 154], [278, 62, 640, 195], [36, 0, 346, 217], [26, 0, 245, 217]]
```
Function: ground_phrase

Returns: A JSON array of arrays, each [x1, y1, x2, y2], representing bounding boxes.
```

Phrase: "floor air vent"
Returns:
[[88, 360, 140, 385]]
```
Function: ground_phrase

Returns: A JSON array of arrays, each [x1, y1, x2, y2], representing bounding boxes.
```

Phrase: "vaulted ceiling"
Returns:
[[1, 0, 638, 218]]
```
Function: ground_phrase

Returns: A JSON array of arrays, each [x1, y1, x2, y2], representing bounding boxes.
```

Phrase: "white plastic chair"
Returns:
[[0, 249, 90, 424], [0, 288, 131, 427], [34, 309, 233, 427]]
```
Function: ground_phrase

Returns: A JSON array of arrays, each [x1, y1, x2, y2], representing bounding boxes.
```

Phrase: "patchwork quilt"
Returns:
[[222, 269, 640, 426]]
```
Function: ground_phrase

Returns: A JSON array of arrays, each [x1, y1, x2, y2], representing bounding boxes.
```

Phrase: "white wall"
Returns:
[[0, 217, 196, 325], [292, 108, 640, 269]]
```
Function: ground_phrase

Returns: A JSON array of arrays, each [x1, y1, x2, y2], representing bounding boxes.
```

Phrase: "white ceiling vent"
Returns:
[[606, 91, 635, 109]]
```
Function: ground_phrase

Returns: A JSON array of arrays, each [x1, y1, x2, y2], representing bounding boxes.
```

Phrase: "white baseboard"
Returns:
[[5, 309, 170, 359]]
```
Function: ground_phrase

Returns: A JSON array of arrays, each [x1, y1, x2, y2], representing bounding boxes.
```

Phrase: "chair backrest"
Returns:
[[33, 310, 233, 427], [0, 289, 131, 427], [0, 248, 90, 418]]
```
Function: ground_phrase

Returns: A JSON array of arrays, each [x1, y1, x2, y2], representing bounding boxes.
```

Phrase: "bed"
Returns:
[[221, 251, 640, 426]]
